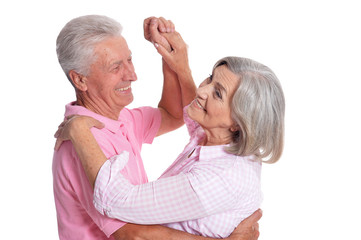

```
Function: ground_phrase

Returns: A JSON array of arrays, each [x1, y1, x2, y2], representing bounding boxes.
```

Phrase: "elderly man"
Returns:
[[53, 15, 261, 240]]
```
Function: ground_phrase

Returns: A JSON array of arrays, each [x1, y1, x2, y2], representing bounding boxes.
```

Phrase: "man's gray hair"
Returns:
[[56, 15, 123, 83], [214, 57, 285, 163]]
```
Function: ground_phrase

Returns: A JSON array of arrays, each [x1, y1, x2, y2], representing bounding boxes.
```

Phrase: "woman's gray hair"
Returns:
[[56, 15, 123, 84], [214, 57, 285, 163]]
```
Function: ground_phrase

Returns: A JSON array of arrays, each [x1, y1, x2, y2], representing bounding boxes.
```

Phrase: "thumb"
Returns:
[[248, 209, 263, 223], [154, 42, 172, 63], [54, 138, 64, 151], [93, 120, 105, 129], [88, 118, 105, 129]]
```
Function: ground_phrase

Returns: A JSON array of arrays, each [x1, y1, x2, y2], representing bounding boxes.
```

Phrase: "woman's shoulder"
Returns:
[[197, 153, 261, 180]]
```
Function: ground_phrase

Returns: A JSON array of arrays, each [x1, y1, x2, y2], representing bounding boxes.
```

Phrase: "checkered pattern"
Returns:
[[93, 107, 262, 238]]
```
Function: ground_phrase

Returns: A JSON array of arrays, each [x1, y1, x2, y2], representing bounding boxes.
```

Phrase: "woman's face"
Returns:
[[187, 65, 240, 142]]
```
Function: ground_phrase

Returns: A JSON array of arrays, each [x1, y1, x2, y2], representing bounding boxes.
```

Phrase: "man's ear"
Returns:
[[69, 70, 88, 91]]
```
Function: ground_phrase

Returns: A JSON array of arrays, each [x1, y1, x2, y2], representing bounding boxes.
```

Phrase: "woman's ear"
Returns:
[[69, 70, 88, 91], [230, 124, 240, 133]]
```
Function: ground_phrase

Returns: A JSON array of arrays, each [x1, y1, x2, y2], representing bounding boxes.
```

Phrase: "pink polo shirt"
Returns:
[[52, 102, 161, 240]]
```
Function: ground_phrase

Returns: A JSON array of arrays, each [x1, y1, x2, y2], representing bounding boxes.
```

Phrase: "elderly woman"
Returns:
[[55, 33, 284, 238]]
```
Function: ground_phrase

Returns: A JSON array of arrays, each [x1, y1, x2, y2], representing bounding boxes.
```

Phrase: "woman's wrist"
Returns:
[[68, 118, 92, 142]]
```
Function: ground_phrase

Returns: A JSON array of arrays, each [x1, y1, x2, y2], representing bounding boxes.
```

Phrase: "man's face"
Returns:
[[85, 36, 137, 113]]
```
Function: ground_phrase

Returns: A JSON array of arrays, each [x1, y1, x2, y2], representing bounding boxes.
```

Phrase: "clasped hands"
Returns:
[[144, 16, 190, 76]]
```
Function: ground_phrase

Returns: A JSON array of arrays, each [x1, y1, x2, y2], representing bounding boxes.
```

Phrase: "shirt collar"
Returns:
[[64, 101, 128, 133], [196, 144, 236, 162]]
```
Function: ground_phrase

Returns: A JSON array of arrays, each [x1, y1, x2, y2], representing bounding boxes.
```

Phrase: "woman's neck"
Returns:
[[200, 131, 233, 146]]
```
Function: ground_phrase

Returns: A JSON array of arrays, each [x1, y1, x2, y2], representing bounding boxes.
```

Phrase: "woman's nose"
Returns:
[[196, 86, 208, 99]]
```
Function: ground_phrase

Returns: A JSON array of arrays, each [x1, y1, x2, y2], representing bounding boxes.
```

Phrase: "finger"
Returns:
[[154, 42, 171, 60], [143, 16, 154, 27], [254, 230, 260, 240], [92, 119, 105, 129], [161, 32, 185, 49], [143, 17, 154, 40], [159, 17, 175, 33], [253, 222, 259, 232], [150, 17, 158, 28], [245, 209, 263, 224], [168, 20, 175, 32], [65, 114, 76, 120], [149, 23, 171, 52], [54, 129, 61, 138], [54, 138, 64, 151], [157, 17, 167, 32], [149, 19, 161, 41], [163, 17, 172, 32], [57, 121, 66, 129], [143, 16, 155, 32]]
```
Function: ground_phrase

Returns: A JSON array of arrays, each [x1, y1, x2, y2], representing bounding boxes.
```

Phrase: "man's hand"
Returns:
[[144, 16, 174, 52], [227, 209, 262, 240]]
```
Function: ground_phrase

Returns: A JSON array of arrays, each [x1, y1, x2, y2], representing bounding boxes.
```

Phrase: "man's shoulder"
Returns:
[[119, 106, 160, 124], [120, 106, 159, 117]]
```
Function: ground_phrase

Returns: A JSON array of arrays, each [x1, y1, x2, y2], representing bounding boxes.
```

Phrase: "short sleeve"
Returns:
[[53, 142, 125, 238], [126, 107, 161, 144]]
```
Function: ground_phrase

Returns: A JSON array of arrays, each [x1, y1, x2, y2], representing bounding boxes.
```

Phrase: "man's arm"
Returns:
[[157, 58, 185, 136], [112, 210, 262, 240], [155, 31, 196, 135], [156, 35, 197, 136], [144, 17, 196, 136]]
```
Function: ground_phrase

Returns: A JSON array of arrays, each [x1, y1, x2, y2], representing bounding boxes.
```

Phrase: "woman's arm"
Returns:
[[93, 151, 243, 225], [55, 116, 239, 224], [54, 115, 107, 188]]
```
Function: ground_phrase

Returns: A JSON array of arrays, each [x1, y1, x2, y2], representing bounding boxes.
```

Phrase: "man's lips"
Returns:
[[116, 85, 131, 92]]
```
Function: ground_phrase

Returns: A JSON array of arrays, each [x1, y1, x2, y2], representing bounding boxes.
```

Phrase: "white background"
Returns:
[[1, 0, 360, 239]]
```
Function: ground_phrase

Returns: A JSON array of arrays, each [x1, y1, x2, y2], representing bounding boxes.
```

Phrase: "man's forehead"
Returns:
[[94, 38, 132, 62]]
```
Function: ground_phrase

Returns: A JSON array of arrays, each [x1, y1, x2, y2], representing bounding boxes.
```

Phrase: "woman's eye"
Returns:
[[215, 89, 222, 99]]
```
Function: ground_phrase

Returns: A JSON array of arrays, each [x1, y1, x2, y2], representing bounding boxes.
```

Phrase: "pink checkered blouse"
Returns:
[[93, 108, 262, 238]]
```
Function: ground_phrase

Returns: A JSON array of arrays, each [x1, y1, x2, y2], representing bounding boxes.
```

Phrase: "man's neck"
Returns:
[[75, 96, 121, 120]]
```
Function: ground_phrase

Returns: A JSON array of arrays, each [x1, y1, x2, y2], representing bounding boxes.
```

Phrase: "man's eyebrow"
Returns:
[[110, 53, 132, 67], [108, 61, 122, 70]]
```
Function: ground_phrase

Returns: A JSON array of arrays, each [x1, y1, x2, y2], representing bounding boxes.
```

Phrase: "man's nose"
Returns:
[[124, 62, 137, 81]]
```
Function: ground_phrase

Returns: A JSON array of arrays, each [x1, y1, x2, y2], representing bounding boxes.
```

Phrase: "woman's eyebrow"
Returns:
[[215, 82, 227, 95]]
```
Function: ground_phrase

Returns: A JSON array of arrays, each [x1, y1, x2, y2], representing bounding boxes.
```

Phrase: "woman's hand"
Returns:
[[144, 16, 174, 52], [54, 115, 104, 151], [155, 32, 190, 77]]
